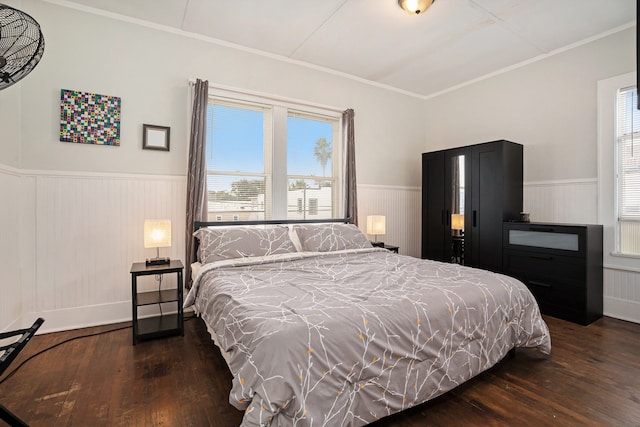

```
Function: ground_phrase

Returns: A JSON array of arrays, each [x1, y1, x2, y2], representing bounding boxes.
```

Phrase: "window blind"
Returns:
[[617, 86, 640, 221]]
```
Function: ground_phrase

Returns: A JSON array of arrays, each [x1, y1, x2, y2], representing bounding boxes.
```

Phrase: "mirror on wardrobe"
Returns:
[[450, 154, 465, 264]]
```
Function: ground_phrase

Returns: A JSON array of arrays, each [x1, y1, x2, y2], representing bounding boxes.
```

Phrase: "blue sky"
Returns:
[[287, 116, 332, 176], [206, 105, 333, 186]]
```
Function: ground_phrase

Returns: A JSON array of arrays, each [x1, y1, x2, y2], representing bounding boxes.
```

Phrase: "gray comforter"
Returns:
[[185, 248, 551, 427]]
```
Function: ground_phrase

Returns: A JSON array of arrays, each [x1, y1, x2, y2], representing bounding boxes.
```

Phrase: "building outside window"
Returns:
[[308, 198, 319, 216]]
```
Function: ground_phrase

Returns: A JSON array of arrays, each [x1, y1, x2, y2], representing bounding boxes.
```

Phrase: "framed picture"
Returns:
[[60, 89, 121, 146], [143, 124, 170, 151]]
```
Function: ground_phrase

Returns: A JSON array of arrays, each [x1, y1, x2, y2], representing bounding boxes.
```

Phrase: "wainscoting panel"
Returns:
[[357, 184, 421, 258], [25, 172, 186, 332], [523, 179, 598, 224], [0, 166, 23, 331], [604, 267, 640, 324]]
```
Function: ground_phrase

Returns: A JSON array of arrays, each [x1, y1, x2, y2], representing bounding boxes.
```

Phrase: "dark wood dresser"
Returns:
[[502, 222, 603, 325]]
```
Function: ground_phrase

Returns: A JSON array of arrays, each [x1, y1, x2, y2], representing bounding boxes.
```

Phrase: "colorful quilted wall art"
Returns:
[[59, 89, 121, 146]]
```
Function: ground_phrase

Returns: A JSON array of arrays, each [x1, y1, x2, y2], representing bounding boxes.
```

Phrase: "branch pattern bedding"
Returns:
[[185, 223, 551, 427]]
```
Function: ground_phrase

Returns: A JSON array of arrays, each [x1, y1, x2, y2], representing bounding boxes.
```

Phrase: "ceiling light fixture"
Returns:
[[398, 0, 434, 15]]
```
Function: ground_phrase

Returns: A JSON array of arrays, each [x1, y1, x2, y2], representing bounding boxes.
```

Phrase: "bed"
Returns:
[[184, 219, 551, 427]]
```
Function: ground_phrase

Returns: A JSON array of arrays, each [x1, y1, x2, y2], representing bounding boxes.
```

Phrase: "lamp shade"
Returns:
[[144, 219, 172, 248], [451, 214, 464, 231], [398, 0, 434, 15], [366, 215, 386, 236]]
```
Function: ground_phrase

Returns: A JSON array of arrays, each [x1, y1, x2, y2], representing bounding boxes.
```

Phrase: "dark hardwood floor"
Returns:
[[1, 314, 639, 426]]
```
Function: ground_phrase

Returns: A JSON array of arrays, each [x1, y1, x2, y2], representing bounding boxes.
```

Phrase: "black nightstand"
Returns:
[[130, 260, 184, 345], [383, 244, 399, 253], [372, 242, 399, 253]]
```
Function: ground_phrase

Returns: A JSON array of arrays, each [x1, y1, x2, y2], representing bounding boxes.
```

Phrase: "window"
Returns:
[[617, 85, 640, 254], [205, 88, 342, 221], [598, 72, 639, 266], [287, 111, 337, 219]]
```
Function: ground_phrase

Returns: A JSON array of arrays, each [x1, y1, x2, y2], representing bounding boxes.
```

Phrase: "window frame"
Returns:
[[206, 86, 344, 221], [206, 97, 272, 221], [597, 71, 640, 268], [616, 85, 640, 256]]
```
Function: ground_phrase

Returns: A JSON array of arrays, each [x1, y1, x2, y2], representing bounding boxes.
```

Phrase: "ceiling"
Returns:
[[55, 0, 635, 98]]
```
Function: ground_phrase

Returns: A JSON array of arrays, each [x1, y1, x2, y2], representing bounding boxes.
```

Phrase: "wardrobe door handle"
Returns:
[[473, 211, 477, 227], [446, 210, 450, 226], [530, 255, 553, 261]]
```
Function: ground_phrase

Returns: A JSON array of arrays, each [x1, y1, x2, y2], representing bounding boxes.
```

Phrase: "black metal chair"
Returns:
[[0, 318, 44, 427]]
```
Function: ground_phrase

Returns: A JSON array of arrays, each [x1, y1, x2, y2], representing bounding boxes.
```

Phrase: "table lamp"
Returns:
[[144, 219, 171, 266], [367, 215, 386, 247], [451, 214, 464, 235]]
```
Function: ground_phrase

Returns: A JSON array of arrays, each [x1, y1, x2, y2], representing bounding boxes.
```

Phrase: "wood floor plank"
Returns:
[[0, 315, 638, 426]]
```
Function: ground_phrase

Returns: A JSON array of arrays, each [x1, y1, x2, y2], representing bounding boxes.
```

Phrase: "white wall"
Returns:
[[0, 85, 21, 167], [18, 0, 426, 186], [423, 27, 639, 323], [423, 28, 635, 183], [0, 0, 425, 332], [0, 167, 23, 330], [0, 2, 23, 330]]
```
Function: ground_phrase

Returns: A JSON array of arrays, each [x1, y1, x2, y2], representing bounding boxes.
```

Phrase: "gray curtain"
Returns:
[[343, 108, 358, 225], [185, 78, 209, 289]]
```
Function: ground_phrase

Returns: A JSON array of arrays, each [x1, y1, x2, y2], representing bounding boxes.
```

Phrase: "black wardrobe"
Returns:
[[421, 140, 523, 272]]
